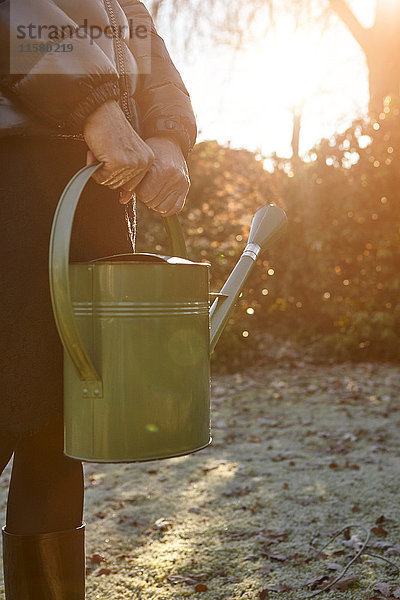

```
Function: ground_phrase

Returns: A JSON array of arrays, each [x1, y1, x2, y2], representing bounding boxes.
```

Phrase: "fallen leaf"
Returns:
[[385, 546, 400, 556], [188, 506, 202, 514], [96, 568, 115, 576], [306, 574, 331, 590], [369, 540, 392, 551], [94, 511, 106, 519], [258, 590, 269, 600], [116, 554, 135, 562], [326, 562, 343, 571], [257, 528, 289, 542], [223, 530, 255, 541], [345, 461, 360, 470], [332, 575, 359, 590], [371, 525, 389, 537], [202, 460, 226, 473], [376, 515, 387, 524], [373, 582, 391, 597], [88, 553, 106, 564], [228, 576, 242, 583], [108, 501, 124, 510], [343, 534, 362, 549], [195, 583, 208, 592], [260, 550, 288, 561], [222, 485, 251, 497], [213, 569, 228, 577]]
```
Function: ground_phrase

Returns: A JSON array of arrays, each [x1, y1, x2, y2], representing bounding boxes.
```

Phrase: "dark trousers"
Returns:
[[0, 417, 84, 534], [0, 136, 131, 533]]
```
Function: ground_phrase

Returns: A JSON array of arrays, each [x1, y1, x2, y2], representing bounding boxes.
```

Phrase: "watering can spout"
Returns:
[[209, 205, 287, 354]]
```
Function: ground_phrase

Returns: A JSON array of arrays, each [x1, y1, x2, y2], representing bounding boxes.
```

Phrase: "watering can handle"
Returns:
[[49, 163, 188, 393]]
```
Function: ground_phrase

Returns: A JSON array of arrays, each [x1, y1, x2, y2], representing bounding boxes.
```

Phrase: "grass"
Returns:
[[1, 359, 400, 599]]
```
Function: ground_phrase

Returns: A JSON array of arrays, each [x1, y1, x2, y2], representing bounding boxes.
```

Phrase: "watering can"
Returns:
[[49, 164, 287, 462]]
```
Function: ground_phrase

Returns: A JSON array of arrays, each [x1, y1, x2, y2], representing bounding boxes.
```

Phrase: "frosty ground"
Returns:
[[1, 357, 400, 600]]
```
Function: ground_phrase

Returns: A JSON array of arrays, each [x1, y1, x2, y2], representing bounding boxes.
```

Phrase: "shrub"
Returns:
[[136, 101, 400, 369]]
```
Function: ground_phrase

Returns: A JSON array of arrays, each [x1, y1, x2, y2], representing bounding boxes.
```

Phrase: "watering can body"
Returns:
[[50, 164, 287, 463], [50, 164, 212, 462], [65, 257, 211, 462]]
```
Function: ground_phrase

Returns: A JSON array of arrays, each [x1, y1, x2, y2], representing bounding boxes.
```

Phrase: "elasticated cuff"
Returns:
[[64, 80, 121, 132]]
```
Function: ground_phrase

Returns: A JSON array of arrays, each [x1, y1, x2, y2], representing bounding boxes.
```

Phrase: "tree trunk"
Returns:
[[329, 0, 400, 115], [365, 0, 400, 114], [291, 109, 302, 163]]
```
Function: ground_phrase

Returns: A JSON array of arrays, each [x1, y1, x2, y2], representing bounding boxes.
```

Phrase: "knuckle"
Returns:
[[164, 166, 177, 179], [136, 157, 148, 171]]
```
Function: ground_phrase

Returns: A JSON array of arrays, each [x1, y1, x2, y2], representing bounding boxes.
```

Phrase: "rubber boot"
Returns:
[[2, 523, 85, 599]]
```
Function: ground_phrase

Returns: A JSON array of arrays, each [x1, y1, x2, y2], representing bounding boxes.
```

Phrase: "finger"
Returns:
[[163, 196, 186, 217], [119, 189, 136, 205], [135, 171, 161, 206], [118, 169, 150, 202], [120, 167, 150, 192], [92, 166, 132, 187], [151, 191, 186, 216], [140, 178, 188, 209], [139, 188, 166, 209]]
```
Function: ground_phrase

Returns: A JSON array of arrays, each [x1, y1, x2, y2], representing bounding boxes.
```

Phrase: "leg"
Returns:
[[2, 417, 86, 599], [6, 416, 84, 535], [0, 433, 16, 477]]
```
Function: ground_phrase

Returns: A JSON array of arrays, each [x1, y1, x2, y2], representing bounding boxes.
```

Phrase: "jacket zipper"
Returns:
[[103, 0, 133, 125]]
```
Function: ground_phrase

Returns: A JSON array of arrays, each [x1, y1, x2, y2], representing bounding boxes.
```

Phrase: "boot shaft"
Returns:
[[2, 524, 85, 600]]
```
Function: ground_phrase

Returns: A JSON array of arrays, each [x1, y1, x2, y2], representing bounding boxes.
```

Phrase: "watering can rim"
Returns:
[[77, 252, 210, 267]]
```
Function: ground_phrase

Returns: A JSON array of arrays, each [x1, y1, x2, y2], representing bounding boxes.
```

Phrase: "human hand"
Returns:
[[120, 136, 190, 216], [84, 100, 154, 192]]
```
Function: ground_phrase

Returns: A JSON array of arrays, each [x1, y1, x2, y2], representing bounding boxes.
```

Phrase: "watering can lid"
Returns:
[[74, 253, 210, 266]]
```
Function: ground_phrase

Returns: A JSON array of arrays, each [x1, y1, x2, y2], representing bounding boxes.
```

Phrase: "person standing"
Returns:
[[0, 1, 196, 597]]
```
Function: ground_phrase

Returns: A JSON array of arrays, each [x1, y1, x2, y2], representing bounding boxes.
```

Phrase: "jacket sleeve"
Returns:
[[120, 0, 197, 157], [0, 0, 120, 133]]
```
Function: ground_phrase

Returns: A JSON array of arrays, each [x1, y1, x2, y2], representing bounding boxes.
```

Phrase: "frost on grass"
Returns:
[[1, 361, 400, 599]]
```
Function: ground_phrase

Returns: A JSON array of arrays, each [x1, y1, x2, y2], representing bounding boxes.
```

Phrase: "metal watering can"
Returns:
[[49, 164, 287, 462]]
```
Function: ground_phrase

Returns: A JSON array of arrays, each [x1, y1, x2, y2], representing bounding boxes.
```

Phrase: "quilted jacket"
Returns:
[[0, 0, 196, 157]]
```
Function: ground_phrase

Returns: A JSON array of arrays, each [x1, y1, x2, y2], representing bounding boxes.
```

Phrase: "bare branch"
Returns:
[[328, 0, 370, 51]]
